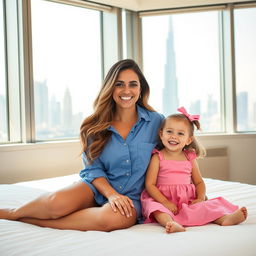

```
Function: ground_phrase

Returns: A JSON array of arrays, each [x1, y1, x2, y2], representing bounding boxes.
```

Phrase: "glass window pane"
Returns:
[[31, 0, 102, 140], [0, 0, 8, 142], [234, 7, 256, 132], [142, 11, 223, 133]]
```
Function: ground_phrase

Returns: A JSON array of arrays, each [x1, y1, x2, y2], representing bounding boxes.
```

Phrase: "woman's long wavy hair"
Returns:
[[157, 114, 206, 158], [80, 59, 155, 164]]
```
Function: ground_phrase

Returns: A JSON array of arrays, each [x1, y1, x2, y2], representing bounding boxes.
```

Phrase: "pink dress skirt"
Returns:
[[141, 149, 238, 226]]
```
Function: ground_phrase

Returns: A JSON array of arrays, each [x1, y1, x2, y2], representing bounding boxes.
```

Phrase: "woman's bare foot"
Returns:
[[165, 221, 185, 233], [216, 207, 247, 226], [0, 208, 17, 220]]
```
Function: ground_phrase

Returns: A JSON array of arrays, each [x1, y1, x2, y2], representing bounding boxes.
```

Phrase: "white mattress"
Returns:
[[0, 174, 256, 256]]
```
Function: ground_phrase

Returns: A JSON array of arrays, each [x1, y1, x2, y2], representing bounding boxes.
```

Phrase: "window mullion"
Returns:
[[18, 0, 35, 143], [123, 10, 142, 67], [0, 0, 9, 142], [222, 4, 237, 133], [5, 0, 22, 142], [102, 7, 121, 77], [218, 11, 225, 132]]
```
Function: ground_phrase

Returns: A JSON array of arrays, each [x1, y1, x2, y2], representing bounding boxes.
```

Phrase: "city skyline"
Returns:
[[1, 7, 256, 141], [142, 10, 256, 133], [34, 80, 83, 140], [0, 81, 256, 142]]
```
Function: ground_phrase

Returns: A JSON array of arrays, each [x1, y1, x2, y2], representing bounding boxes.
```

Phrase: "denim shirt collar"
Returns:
[[136, 104, 151, 122], [107, 104, 151, 132]]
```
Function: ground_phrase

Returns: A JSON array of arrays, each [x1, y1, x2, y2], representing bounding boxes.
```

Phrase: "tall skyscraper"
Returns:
[[162, 16, 178, 116], [207, 95, 217, 117], [34, 80, 49, 128], [50, 95, 61, 128], [62, 87, 73, 131]]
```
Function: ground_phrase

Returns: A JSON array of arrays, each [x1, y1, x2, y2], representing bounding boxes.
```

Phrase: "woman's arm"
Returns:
[[191, 159, 206, 204], [145, 154, 178, 214], [80, 154, 134, 217], [92, 177, 134, 218]]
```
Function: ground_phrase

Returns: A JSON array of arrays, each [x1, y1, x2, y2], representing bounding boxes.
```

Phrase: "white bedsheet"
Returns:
[[0, 175, 256, 256]]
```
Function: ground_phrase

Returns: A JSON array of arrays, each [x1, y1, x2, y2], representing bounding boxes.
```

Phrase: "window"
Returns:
[[31, 0, 102, 140], [234, 7, 256, 132], [1, 2, 254, 146], [0, 0, 7, 142], [141, 11, 223, 133], [0, 0, 21, 143]]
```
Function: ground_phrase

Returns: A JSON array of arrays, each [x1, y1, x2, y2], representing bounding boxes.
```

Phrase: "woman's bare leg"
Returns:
[[153, 211, 185, 233], [20, 203, 137, 232], [0, 181, 95, 220], [214, 207, 247, 226]]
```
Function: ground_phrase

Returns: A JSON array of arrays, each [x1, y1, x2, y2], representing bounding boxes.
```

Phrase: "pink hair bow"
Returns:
[[177, 106, 200, 122]]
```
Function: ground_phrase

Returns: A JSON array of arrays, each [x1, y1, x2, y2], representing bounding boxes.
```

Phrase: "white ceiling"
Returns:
[[92, 0, 255, 11]]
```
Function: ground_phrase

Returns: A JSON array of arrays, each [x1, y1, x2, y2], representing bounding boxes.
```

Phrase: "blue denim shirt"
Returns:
[[80, 105, 164, 218]]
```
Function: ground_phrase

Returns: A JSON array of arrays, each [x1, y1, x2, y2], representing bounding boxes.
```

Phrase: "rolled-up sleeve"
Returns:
[[79, 152, 107, 183]]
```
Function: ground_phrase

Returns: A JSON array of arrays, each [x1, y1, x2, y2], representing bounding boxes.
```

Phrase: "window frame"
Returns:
[[1, 0, 122, 145], [29, 0, 105, 141], [138, 3, 256, 135], [1, 1, 256, 148], [0, 0, 22, 144]]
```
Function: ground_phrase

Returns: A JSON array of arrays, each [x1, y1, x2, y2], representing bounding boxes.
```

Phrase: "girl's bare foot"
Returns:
[[216, 207, 247, 226], [0, 208, 17, 220], [165, 221, 185, 233]]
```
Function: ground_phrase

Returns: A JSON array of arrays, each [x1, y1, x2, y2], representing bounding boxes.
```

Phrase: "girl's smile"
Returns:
[[168, 140, 179, 145], [160, 118, 192, 153]]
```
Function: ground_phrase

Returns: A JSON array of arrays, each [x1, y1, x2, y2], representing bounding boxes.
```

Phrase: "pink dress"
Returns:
[[141, 149, 238, 226]]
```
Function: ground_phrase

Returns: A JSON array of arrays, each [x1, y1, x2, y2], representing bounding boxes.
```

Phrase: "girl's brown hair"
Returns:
[[157, 114, 206, 158], [80, 59, 155, 164]]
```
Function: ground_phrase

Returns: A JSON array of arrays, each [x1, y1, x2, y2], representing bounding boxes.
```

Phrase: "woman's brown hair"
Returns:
[[80, 59, 155, 164]]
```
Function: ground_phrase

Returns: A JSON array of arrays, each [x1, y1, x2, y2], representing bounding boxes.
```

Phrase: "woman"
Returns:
[[0, 59, 164, 231]]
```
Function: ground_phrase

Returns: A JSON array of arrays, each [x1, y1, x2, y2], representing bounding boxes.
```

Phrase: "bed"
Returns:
[[0, 174, 256, 256]]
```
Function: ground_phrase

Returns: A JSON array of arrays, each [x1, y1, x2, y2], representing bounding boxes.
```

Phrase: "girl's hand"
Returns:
[[190, 198, 205, 205], [108, 194, 134, 217], [163, 201, 178, 215]]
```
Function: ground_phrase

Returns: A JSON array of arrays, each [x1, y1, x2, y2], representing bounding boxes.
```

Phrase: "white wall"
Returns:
[[0, 141, 83, 183], [199, 134, 256, 185], [0, 134, 255, 185]]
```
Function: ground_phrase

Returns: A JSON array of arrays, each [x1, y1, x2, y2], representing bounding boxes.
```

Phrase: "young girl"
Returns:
[[141, 107, 247, 233]]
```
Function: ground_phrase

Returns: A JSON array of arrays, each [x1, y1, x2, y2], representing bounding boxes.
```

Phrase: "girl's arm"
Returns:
[[191, 159, 206, 204], [92, 177, 134, 218], [145, 154, 178, 214]]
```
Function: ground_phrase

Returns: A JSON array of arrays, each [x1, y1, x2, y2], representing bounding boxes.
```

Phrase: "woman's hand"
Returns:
[[92, 177, 134, 217], [108, 194, 134, 217], [163, 201, 178, 215]]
